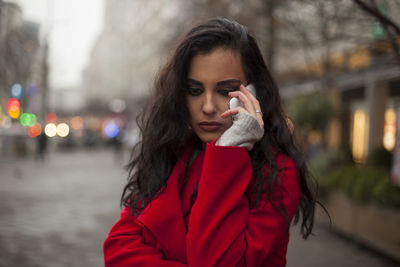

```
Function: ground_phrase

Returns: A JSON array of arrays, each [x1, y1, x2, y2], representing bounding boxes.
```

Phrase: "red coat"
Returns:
[[104, 141, 301, 267]]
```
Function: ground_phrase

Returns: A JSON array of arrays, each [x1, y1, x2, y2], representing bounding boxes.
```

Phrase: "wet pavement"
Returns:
[[0, 147, 398, 267], [287, 219, 398, 267]]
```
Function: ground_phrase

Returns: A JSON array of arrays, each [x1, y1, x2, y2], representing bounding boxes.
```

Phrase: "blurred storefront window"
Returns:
[[351, 104, 369, 163], [383, 108, 396, 151]]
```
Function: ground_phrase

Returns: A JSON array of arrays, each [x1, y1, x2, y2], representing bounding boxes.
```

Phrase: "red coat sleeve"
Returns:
[[103, 207, 187, 267], [186, 143, 301, 267]]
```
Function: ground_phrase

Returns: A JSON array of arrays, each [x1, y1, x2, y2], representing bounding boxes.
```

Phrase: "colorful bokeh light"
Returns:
[[8, 98, 20, 111], [9, 109, 20, 119], [104, 123, 119, 138], [20, 113, 37, 126], [27, 85, 38, 97], [7, 98, 21, 119], [57, 123, 70, 137], [71, 116, 83, 130], [46, 113, 57, 124], [44, 123, 57, 137], [28, 123, 42, 138], [10, 83, 24, 99]]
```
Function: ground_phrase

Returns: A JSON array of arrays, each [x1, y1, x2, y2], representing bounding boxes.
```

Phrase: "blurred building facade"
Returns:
[[49, 86, 85, 116], [83, 0, 191, 117], [266, 2, 400, 260], [277, 1, 400, 165], [0, 0, 48, 157], [282, 47, 400, 159]]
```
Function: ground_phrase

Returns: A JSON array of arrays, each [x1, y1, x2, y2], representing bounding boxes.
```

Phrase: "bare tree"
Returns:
[[188, 0, 294, 74], [352, 0, 400, 65]]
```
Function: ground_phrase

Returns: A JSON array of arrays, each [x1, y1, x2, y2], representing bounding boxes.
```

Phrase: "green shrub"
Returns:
[[309, 147, 353, 179], [287, 92, 334, 130], [322, 165, 400, 208], [372, 176, 400, 207]]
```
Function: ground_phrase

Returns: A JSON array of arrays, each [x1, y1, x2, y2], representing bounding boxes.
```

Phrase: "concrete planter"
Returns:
[[317, 191, 400, 263]]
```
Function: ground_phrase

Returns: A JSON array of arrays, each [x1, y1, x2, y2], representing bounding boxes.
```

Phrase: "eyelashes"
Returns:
[[187, 87, 202, 96], [218, 87, 239, 96], [186, 86, 239, 97]]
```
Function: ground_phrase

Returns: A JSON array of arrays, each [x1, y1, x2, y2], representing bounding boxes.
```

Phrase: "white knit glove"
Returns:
[[216, 112, 264, 150]]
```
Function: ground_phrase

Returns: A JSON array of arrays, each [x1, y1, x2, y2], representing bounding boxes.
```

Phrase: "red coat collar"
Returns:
[[137, 136, 197, 263]]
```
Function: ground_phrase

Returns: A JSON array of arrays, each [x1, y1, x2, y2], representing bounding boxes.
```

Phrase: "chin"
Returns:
[[196, 132, 222, 144]]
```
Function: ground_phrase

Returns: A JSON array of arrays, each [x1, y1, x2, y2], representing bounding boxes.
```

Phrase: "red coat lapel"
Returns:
[[137, 139, 195, 263]]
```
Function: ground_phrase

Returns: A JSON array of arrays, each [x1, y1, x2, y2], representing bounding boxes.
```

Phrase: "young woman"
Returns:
[[104, 18, 316, 267]]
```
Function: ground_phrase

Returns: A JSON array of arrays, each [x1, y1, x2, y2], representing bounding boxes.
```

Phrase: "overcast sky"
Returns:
[[9, 0, 105, 90]]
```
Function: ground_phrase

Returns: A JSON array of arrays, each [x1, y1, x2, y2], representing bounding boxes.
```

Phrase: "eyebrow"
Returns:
[[187, 78, 242, 86]]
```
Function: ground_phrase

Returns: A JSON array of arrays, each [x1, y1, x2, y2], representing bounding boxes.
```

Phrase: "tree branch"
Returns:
[[352, 0, 400, 35], [352, 0, 400, 65]]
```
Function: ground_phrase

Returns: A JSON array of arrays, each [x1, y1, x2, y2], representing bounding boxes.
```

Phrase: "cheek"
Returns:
[[223, 117, 233, 132], [186, 98, 197, 122], [218, 99, 233, 128], [216, 97, 230, 115]]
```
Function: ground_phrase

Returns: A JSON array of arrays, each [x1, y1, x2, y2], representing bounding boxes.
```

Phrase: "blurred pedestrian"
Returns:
[[37, 131, 47, 162], [104, 18, 317, 266]]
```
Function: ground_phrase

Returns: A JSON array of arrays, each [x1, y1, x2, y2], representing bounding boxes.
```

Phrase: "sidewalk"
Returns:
[[287, 221, 397, 266], [0, 148, 127, 267]]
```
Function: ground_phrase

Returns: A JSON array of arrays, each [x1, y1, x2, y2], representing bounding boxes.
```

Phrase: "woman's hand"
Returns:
[[216, 84, 264, 150], [221, 84, 264, 128]]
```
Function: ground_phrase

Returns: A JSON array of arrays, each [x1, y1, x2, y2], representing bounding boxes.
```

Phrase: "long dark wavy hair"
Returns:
[[122, 18, 317, 239]]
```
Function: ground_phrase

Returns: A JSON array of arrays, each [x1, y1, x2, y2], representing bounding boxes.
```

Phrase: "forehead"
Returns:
[[188, 48, 246, 83]]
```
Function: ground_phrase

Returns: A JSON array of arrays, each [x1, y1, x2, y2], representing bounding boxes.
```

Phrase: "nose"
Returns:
[[202, 93, 217, 115]]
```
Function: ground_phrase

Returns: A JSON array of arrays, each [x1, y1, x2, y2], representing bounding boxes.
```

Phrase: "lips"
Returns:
[[198, 121, 223, 131]]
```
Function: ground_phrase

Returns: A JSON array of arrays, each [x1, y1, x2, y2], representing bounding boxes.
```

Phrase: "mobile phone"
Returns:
[[228, 83, 256, 110]]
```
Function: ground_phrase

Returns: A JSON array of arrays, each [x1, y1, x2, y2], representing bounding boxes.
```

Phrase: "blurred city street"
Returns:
[[0, 147, 127, 267], [0, 147, 397, 267], [1, 0, 400, 266]]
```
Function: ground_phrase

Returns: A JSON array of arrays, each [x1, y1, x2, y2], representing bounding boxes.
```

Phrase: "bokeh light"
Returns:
[[87, 117, 101, 131], [7, 98, 21, 119], [383, 108, 396, 151], [9, 109, 20, 119], [1, 116, 11, 129], [71, 116, 83, 130], [44, 123, 57, 137], [352, 109, 369, 163], [10, 83, 24, 99], [28, 123, 42, 138], [26, 85, 38, 97], [109, 99, 126, 113], [57, 123, 70, 137], [46, 113, 57, 124], [0, 113, 6, 127], [104, 123, 119, 138], [20, 113, 37, 126], [308, 130, 322, 145], [7, 98, 20, 111]]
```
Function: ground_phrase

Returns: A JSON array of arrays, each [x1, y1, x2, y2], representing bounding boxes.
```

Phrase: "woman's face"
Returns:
[[186, 48, 247, 144]]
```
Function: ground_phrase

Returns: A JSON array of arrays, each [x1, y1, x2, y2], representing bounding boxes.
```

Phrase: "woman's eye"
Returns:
[[187, 87, 202, 96], [219, 87, 239, 96]]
